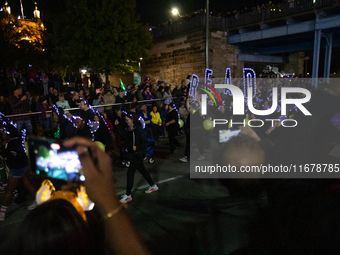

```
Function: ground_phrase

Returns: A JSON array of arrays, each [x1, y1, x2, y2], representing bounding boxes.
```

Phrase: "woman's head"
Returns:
[[125, 112, 140, 128], [19, 199, 103, 255]]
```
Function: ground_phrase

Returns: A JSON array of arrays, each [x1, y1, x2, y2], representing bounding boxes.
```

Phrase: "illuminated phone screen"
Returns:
[[29, 138, 84, 182]]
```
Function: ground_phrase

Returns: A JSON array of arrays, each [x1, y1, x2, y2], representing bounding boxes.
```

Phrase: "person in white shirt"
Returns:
[[56, 94, 71, 113]]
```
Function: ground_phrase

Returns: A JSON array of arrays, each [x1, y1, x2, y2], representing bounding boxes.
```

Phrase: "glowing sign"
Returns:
[[189, 74, 199, 99], [205, 68, 213, 91], [243, 68, 256, 99], [224, 68, 232, 95]]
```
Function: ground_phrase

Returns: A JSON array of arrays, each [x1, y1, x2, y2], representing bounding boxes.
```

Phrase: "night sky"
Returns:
[[3, 0, 340, 72], [135, 0, 268, 26], [4, 0, 271, 26]]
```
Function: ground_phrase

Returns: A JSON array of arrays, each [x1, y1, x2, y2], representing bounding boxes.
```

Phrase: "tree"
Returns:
[[51, 0, 152, 83], [0, 12, 20, 68]]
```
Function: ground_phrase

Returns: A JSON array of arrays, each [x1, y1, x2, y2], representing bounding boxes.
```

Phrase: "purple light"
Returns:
[[243, 68, 256, 99], [224, 68, 232, 96], [189, 74, 199, 99]]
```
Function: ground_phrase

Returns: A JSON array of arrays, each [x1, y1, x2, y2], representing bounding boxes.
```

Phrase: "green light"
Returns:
[[36, 170, 40, 174], [44, 168, 49, 172], [54, 126, 60, 138], [120, 79, 127, 95], [120, 79, 126, 91]]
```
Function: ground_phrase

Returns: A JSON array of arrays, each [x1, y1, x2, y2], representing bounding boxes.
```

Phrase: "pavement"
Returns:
[[0, 134, 231, 255]]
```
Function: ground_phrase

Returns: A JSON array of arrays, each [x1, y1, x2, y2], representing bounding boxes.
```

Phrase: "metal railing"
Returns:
[[3, 97, 182, 138], [152, 0, 340, 37]]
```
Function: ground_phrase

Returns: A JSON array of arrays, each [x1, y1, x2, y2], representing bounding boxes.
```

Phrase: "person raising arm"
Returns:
[[64, 137, 150, 255]]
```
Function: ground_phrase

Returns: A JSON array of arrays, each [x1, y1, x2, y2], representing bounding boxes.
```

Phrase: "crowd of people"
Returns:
[[1, 67, 340, 254], [0, 68, 191, 214]]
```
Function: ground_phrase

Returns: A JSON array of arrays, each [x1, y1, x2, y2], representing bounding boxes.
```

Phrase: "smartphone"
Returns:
[[28, 137, 84, 182], [96, 88, 101, 94], [219, 129, 241, 143]]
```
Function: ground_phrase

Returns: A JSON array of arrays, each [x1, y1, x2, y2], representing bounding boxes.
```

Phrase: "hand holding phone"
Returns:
[[63, 137, 117, 211]]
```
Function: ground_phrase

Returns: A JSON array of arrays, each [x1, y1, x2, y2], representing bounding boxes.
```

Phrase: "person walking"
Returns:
[[165, 102, 182, 154], [0, 122, 36, 221], [115, 112, 158, 203]]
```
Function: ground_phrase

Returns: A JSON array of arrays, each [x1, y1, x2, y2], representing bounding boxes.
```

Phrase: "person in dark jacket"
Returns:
[[79, 100, 94, 124], [115, 112, 158, 203], [52, 107, 76, 140], [172, 83, 184, 107], [0, 122, 35, 221], [165, 102, 182, 153], [75, 117, 92, 139], [38, 97, 52, 135], [93, 114, 111, 148]]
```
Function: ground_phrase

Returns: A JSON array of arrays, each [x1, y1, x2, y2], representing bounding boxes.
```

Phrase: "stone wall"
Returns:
[[142, 29, 243, 85], [108, 73, 134, 88], [209, 31, 244, 78], [142, 29, 306, 84]]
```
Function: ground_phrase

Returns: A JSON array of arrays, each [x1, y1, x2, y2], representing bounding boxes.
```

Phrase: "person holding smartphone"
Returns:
[[115, 112, 158, 203], [19, 138, 151, 255]]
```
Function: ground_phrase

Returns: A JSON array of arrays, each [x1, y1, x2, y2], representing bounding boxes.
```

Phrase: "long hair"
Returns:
[[125, 112, 141, 128], [164, 86, 171, 94], [18, 199, 104, 255]]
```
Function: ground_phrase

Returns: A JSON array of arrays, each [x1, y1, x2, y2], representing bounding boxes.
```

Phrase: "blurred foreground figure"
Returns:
[[17, 137, 150, 255]]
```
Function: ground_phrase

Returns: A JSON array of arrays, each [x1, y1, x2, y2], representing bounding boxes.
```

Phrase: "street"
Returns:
[[0, 135, 230, 255]]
